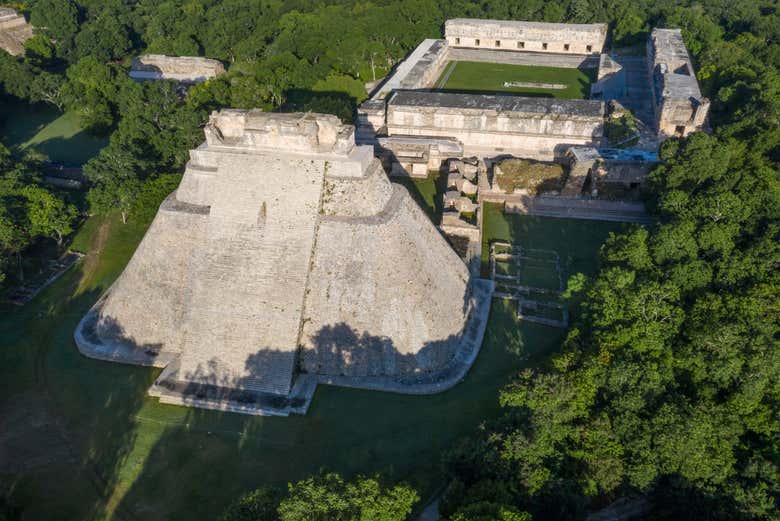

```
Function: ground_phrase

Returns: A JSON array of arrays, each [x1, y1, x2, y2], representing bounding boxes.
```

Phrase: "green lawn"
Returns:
[[0, 102, 107, 165], [0, 204, 619, 520], [391, 172, 447, 224], [436, 61, 596, 99], [481, 202, 628, 280]]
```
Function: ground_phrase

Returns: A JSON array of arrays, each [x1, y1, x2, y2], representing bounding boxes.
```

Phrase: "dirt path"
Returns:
[[77, 219, 111, 293]]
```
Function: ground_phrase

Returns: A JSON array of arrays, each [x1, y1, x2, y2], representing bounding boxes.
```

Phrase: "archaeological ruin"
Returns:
[[129, 54, 226, 84], [648, 28, 710, 137], [357, 17, 708, 178], [76, 18, 711, 417], [0, 7, 33, 56], [75, 110, 493, 416]]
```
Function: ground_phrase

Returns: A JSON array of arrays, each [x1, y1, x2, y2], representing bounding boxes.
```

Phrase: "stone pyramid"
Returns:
[[75, 110, 492, 416]]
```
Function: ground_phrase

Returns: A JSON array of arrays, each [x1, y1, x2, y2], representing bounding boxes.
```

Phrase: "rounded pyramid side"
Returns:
[[300, 162, 472, 378]]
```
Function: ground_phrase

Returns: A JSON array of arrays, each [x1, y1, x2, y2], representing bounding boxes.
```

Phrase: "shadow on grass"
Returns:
[[2, 207, 609, 520], [391, 171, 448, 225], [108, 297, 552, 519]]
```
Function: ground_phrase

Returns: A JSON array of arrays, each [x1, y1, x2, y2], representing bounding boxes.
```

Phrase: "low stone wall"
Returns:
[[447, 47, 598, 68]]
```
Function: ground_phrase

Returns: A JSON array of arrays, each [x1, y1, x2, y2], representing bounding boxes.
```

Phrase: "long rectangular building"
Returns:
[[647, 29, 709, 136], [386, 91, 605, 159], [445, 18, 607, 55]]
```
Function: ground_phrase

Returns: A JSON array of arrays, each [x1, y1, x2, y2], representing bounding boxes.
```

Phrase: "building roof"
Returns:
[[389, 91, 605, 118], [649, 28, 703, 100]]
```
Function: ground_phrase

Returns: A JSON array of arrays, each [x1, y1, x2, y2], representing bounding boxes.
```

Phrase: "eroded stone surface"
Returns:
[[75, 110, 491, 415], [130, 54, 225, 83]]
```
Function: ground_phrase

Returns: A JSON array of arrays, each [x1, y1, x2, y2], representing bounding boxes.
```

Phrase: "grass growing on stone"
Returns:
[[494, 158, 566, 195], [0, 102, 107, 165], [0, 203, 618, 520], [436, 61, 596, 99]]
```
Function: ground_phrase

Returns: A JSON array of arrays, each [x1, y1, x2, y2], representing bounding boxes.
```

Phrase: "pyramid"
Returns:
[[75, 110, 493, 416]]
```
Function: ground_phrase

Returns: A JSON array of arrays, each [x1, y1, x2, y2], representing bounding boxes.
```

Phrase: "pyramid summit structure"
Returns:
[[75, 110, 492, 416]]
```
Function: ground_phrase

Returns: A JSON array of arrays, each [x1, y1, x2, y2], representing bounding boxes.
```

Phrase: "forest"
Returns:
[[0, 0, 778, 519]]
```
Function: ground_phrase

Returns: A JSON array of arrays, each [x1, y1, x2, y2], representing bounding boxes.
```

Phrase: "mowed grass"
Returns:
[[0, 102, 107, 165], [436, 61, 596, 99], [391, 171, 447, 224], [481, 202, 628, 280], [0, 203, 617, 520]]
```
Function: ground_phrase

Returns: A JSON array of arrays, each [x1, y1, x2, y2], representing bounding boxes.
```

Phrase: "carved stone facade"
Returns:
[[0, 8, 33, 56], [386, 91, 605, 159], [648, 29, 709, 137], [445, 19, 607, 55], [130, 54, 226, 84], [75, 110, 492, 416]]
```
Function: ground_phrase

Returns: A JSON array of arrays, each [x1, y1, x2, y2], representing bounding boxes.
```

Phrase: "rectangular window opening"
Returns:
[[542, 42, 548, 50], [517, 41, 524, 49], [455, 37, 460, 44], [564, 43, 570, 51], [475, 39, 480, 46], [586, 44, 593, 52], [495, 40, 501, 47]]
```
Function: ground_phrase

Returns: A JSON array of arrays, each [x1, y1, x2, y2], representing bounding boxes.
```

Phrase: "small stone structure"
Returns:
[[378, 135, 463, 178], [563, 146, 658, 198], [490, 158, 566, 196], [130, 54, 226, 84], [0, 7, 33, 56], [75, 110, 493, 416], [648, 29, 709, 137], [445, 19, 607, 55]]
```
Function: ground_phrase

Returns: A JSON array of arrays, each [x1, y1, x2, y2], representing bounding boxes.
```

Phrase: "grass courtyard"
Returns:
[[481, 202, 627, 280], [0, 102, 107, 165], [0, 201, 625, 520], [435, 61, 596, 99]]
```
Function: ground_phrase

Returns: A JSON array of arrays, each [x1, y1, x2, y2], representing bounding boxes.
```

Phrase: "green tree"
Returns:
[[277, 473, 419, 521]]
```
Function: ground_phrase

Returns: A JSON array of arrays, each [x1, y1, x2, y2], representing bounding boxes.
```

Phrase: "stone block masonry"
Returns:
[[75, 110, 493, 416], [445, 19, 607, 55], [0, 8, 32, 56]]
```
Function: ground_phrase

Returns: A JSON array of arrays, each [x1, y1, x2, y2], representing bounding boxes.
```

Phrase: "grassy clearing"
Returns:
[[0, 102, 107, 165], [481, 202, 628, 280], [436, 61, 596, 99]]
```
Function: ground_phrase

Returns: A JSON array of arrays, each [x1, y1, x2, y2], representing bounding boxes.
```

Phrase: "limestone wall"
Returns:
[[445, 18, 607, 55], [647, 29, 709, 136], [0, 8, 32, 56], [301, 184, 470, 376], [386, 92, 605, 159], [130, 54, 226, 83]]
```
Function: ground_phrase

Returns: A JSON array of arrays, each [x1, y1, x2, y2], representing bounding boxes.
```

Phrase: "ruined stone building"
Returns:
[[445, 18, 607, 55], [0, 8, 33, 56], [648, 28, 709, 137], [75, 110, 492, 416], [357, 18, 708, 176], [129, 54, 226, 84], [385, 91, 606, 159]]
